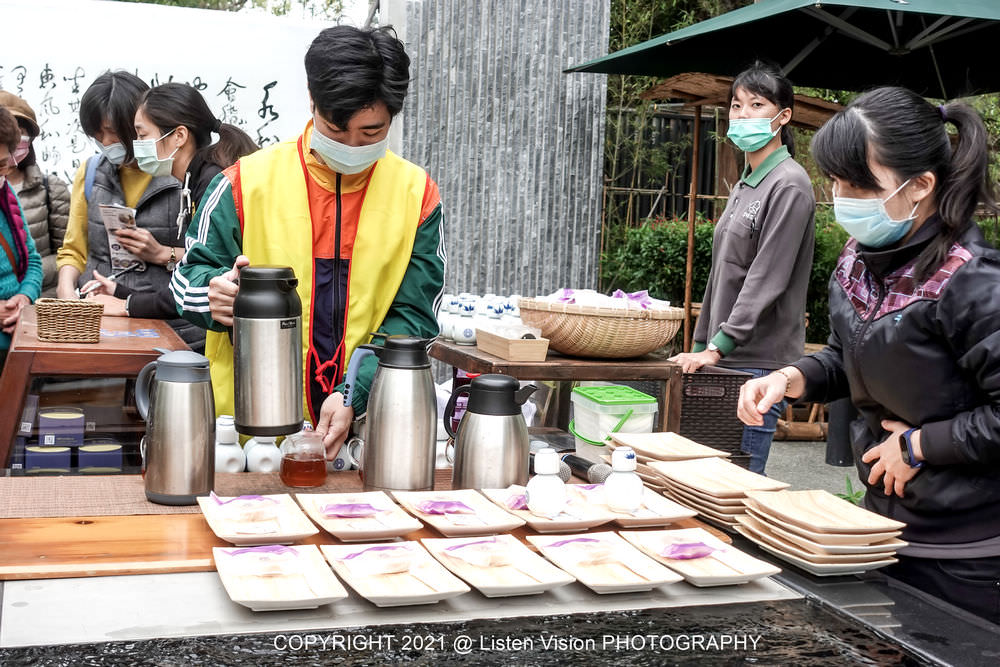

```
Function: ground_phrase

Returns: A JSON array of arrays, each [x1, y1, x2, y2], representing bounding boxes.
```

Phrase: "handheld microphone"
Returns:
[[529, 452, 571, 482], [561, 453, 613, 484]]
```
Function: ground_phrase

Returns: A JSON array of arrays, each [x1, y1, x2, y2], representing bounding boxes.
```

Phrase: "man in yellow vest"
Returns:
[[171, 25, 445, 460]]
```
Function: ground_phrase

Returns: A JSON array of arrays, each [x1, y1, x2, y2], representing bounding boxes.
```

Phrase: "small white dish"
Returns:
[[744, 506, 901, 546], [321, 541, 470, 607], [743, 489, 905, 533], [734, 526, 897, 576], [422, 534, 576, 597], [392, 489, 525, 537], [480, 485, 616, 534], [526, 531, 683, 594], [742, 512, 907, 555], [295, 491, 423, 542], [213, 544, 348, 612], [198, 493, 319, 546], [620, 527, 780, 586], [736, 515, 902, 564], [649, 458, 789, 498]]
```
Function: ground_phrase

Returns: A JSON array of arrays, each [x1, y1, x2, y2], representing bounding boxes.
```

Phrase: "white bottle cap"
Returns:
[[217, 415, 237, 444], [534, 447, 560, 475], [611, 446, 637, 472], [254, 436, 276, 444]]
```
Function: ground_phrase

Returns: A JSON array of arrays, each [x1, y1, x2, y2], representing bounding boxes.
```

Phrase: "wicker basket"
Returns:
[[518, 297, 683, 358], [35, 299, 104, 343]]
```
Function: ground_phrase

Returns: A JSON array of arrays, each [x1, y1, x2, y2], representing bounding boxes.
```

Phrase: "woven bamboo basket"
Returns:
[[35, 299, 104, 343], [518, 297, 683, 358]]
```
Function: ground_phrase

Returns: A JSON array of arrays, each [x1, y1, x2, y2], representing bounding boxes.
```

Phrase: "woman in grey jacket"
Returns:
[[669, 63, 816, 474], [738, 87, 1000, 623], [0, 91, 70, 296]]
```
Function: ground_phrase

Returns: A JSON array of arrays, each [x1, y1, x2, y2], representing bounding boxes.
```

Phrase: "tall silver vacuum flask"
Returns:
[[136, 349, 215, 505], [233, 265, 303, 436], [343, 337, 436, 491]]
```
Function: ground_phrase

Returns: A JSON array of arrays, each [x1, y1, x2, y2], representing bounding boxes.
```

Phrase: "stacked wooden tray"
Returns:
[[643, 457, 789, 529], [735, 489, 906, 576]]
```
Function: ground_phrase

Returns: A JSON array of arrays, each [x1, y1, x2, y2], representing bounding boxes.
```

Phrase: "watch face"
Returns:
[[166, 260, 176, 272]]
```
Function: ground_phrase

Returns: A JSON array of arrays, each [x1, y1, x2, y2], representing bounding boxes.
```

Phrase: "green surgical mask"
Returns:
[[727, 110, 786, 153], [133, 128, 178, 178]]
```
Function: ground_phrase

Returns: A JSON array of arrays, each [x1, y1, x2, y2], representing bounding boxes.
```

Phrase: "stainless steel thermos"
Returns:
[[233, 266, 303, 436], [136, 350, 215, 505], [343, 337, 437, 491], [444, 374, 537, 489]]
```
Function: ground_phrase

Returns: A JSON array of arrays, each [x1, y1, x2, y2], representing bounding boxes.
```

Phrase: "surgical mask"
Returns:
[[133, 128, 178, 178], [94, 139, 128, 167], [727, 109, 785, 153], [12, 136, 30, 165], [310, 125, 387, 174], [833, 179, 919, 248]]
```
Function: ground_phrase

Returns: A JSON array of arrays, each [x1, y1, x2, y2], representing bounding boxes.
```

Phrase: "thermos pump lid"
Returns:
[[234, 265, 302, 319]]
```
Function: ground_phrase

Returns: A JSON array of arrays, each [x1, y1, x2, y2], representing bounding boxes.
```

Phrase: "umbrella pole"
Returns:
[[683, 106, 701, 353]]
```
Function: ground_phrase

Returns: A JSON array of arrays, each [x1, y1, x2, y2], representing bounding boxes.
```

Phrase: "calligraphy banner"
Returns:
[[0, 0, 329, 185]]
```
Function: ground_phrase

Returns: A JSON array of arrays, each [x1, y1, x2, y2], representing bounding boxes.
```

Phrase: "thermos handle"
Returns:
[[342, 346, 378, 407], [135, 360, 157, 421], [443, 384, 472, 439]]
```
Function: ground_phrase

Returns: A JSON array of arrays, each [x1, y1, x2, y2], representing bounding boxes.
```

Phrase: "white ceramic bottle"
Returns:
[[453, 302, 478, 345], [214, 415, 246, 473], [244, 435, 281, 473], [526, 447, 568, 518], [605, 446, 644, 513]]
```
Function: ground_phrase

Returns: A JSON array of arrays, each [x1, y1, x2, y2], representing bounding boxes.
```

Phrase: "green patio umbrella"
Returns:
[[568, 0, 1000, 99]]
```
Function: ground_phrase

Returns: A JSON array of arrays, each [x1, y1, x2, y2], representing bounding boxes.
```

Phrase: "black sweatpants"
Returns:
[[886, 554, 1000, 625]]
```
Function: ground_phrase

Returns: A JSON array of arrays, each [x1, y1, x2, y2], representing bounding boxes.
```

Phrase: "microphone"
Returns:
[[561, 454, 613, 484], [529, 452, 571, 482]]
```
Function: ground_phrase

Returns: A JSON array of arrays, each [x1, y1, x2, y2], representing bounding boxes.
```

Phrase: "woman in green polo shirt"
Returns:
[[669, 62, 816, 474]]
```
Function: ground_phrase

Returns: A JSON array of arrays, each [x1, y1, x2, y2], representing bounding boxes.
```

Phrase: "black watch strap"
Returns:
[[899, 428, 923, 468]]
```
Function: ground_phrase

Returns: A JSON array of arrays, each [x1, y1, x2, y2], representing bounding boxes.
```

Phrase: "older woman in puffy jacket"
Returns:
[[0, 106, 43, 366], [738, 87, 1000, 624], [0, 91, 70, 296]]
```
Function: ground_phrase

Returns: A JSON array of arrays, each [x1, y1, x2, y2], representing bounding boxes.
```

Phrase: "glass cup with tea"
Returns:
[[279, 431, 327, 488]]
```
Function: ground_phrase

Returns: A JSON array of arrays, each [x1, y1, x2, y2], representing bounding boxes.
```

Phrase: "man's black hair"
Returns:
[[305, 25, 410, 129]]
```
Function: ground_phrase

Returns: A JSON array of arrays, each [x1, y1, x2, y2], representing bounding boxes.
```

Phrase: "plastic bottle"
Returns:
[[214, 415, 246, 473], [526, 447, 568, 518], [244, 435, 281, 473], [605, 446, 644, 513]]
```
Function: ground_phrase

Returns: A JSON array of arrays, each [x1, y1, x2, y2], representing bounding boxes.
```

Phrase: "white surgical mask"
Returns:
[[133, 128, 178, 178], [833, 179, 918, 248], [310, 125, 387, 174], [94, 139, 127, 167]]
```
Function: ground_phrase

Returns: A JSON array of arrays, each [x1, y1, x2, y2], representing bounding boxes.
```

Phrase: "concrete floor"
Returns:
[[765, 439, 863, 498]]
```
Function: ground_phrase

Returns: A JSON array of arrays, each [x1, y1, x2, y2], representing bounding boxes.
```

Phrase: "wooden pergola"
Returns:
[[640, 72, 843, 350]]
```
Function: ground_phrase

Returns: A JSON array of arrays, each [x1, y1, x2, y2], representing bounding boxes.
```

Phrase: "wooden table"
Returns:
[[0, 470, 730, 580], [429, 339, 683, 432], [0, 306, 188, 465]]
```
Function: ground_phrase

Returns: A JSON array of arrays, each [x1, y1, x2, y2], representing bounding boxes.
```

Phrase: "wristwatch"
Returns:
[[165, 247, 177, 272], [707, 342, 722, 356], [898, 428, 923, 468]]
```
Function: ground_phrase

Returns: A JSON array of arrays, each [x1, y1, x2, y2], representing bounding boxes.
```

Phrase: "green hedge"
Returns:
[[601, 206, 847, 344]]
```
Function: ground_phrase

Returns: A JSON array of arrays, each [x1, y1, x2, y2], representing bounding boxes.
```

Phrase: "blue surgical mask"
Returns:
[[310, 125, 387, 174], [833, 179, 918, 248], [133, 129, 178, 178], [727, 109, 785, 153], [95, 139, 127, 167]]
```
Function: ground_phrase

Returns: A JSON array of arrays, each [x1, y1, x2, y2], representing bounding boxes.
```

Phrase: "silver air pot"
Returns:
[[233, 265, 303, 435]]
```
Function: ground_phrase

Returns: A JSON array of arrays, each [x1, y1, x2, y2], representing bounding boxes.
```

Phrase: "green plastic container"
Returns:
[[570, 385, 658, 463]]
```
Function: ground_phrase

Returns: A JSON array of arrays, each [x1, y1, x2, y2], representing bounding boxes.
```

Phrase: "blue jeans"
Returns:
[[732, 368, 786, 475]]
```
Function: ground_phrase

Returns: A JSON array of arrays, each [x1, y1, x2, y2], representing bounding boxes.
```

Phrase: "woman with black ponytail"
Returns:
[[738, 86, 1000, 623], [81, 83, 257, 343]]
